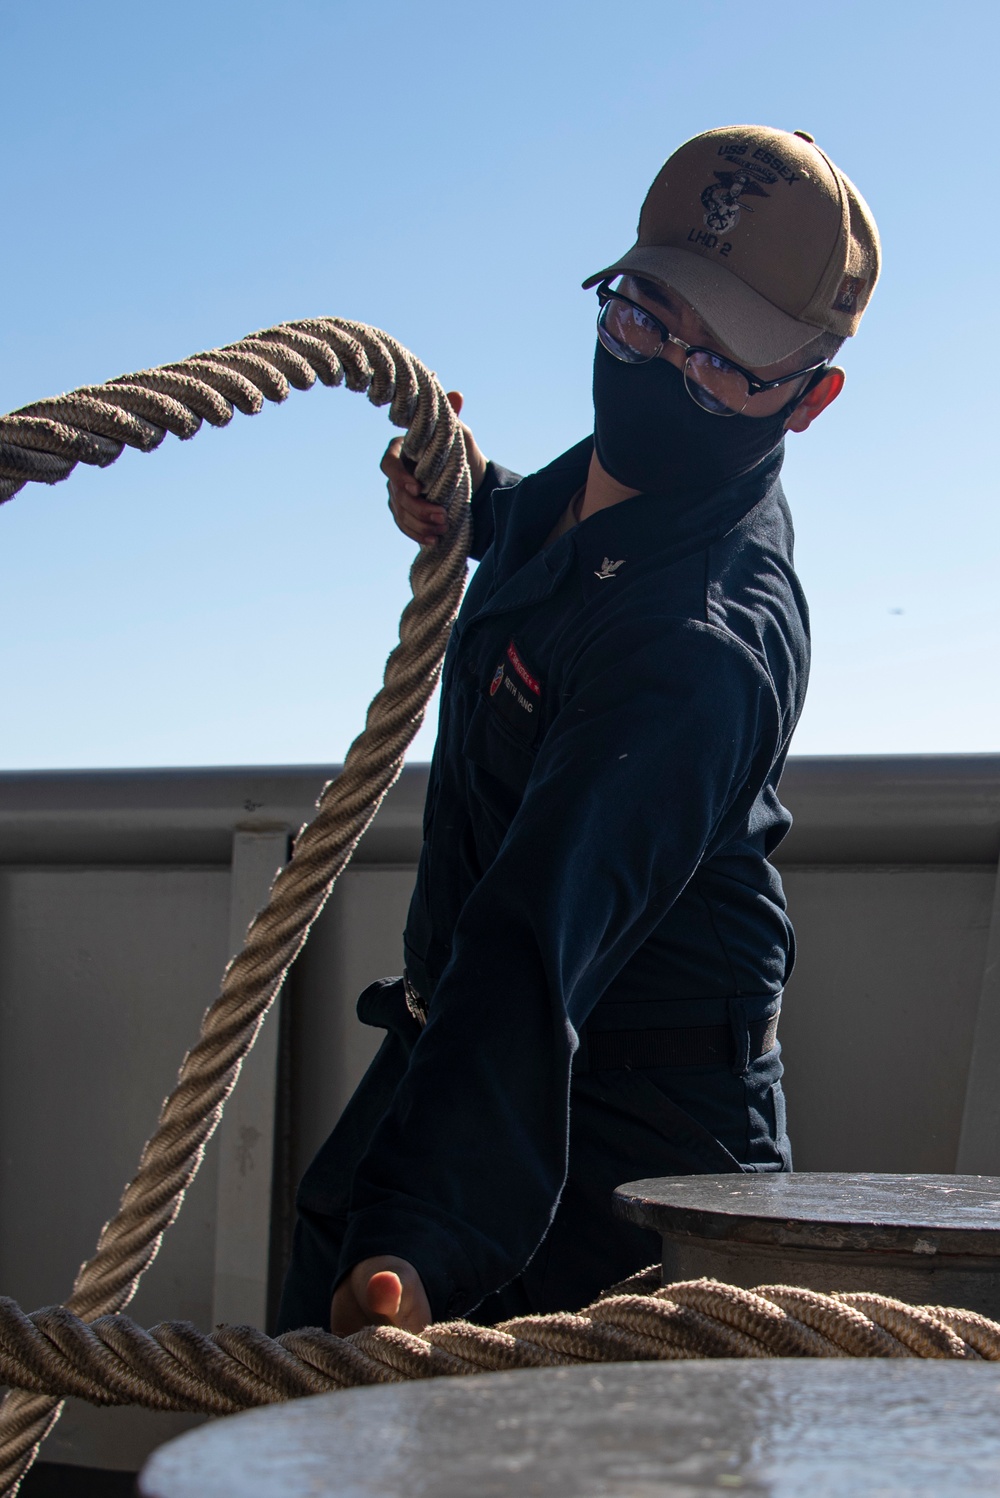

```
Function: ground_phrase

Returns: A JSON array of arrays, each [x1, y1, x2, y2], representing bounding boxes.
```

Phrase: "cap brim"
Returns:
[[583, 245, 827, 367]]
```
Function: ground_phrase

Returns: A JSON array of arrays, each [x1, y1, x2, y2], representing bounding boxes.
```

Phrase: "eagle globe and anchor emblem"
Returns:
[[700, 170, 770, 234]]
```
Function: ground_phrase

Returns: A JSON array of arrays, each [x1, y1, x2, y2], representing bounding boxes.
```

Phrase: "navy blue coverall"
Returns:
[[277, 434, 808, 1331]]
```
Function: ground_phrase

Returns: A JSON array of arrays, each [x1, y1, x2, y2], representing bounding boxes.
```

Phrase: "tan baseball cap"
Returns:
[[583, 125, 881, 367]]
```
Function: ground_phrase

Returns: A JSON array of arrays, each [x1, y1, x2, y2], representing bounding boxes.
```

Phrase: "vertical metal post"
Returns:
[[957, 854, 1000, 1173], [211, 828, 290, 1330]]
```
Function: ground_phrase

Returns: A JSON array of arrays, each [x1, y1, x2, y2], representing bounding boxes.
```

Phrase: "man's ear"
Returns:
[[784, 366, 845, 433]]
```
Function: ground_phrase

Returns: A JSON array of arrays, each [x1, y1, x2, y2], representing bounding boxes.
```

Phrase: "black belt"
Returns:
[[575, 1013, 779, 1074]]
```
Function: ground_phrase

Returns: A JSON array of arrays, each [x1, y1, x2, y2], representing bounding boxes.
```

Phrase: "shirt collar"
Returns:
[[491, 434, 785, 587]]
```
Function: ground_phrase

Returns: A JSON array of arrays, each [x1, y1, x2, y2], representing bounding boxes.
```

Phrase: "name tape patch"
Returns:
[[487, 640, 541, 741]]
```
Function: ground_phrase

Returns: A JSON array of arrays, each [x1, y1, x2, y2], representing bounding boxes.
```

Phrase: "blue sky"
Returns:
[[1, 0, 996, 767]]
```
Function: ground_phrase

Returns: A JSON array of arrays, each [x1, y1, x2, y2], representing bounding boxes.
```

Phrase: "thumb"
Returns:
[[445, 389, 464, 418], [365, 1270, 404, 1321]]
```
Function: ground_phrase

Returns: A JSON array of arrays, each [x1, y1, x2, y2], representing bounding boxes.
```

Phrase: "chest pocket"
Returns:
[[464, 694, 537, 797]]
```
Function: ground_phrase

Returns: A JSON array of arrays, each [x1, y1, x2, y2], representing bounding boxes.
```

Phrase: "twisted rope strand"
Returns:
[[2, 1277, 998, 1441], [0, 319, 471, 1495]]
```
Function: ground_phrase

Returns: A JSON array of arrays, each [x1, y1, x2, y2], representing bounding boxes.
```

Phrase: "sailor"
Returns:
[[277, 124, 881, 1336]]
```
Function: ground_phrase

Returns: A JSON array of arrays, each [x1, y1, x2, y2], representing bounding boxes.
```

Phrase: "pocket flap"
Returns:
[[464, 694, 537, 793]]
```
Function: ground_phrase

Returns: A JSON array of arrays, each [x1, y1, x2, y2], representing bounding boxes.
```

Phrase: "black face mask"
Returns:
[[592, 340, 798, 498]]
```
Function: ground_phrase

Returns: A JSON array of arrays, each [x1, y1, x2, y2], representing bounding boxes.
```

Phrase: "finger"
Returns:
[[393, 473, 423, 500], [335, 1257, 432, 1334], [384, 466, 422, 500], [379, 436, 404, 476], [392, 511, 440, 547], [393, 496, 447, 545], [366, 1270, 404, 1321], [365, 1266, 430, 1332], [381, 440, 422, 498], [397, 496, 447, 526], [445, 390, 464, 417], [396, 1270, 433, 1333], [330, 1280, 369, 1337]]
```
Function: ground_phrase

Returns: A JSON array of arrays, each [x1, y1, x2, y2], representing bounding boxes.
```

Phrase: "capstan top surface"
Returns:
[[614, 1172, 1000, 1255], [139, 1362, 1000, 1497]]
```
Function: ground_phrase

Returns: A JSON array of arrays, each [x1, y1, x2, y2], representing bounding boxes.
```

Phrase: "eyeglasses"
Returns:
[[595, 280, 828, 417]]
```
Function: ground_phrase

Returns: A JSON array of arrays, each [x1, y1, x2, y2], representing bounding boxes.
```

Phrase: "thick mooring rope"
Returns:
[[0, 321, 472, 1495], [1, 1276, 999, 1438]]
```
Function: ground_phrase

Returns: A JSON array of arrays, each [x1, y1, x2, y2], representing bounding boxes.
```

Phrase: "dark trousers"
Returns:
[[276, 979, 790, 1333]]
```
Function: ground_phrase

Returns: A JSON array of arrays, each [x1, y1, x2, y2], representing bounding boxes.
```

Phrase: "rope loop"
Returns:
[[0, 318, 471, 1495]]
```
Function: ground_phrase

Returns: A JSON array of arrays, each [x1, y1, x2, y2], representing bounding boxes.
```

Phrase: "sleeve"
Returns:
[[468, 461, 523, 561], [336, 620, 781, 1319]]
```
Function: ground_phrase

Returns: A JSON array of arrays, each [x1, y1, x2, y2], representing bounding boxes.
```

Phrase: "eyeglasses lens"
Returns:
[[683, 351, 749, 416], [597, 291, 753, 416], [597, 297, 663, 364]]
